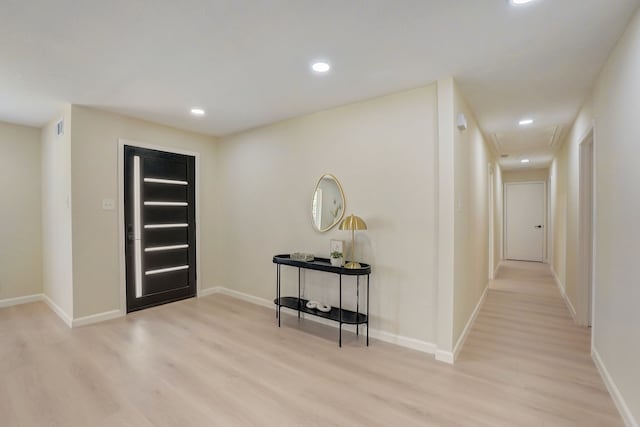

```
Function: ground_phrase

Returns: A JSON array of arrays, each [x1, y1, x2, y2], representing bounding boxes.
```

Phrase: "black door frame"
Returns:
[[118, 139, 200, 314]]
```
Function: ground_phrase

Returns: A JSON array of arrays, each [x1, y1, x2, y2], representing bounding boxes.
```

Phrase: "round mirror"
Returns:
[[312, 174, 346, 232]]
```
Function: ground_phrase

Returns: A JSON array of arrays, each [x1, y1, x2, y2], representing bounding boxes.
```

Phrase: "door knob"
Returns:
[[534, 225, 543, 229]]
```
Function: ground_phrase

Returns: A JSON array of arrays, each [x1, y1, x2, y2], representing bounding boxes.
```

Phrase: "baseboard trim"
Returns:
[[435, 350, 454, 364], [452, 285, 488, 362], [592, 347, 638, 427], [551, 266, 577, 321], [564, 294, 577, 321], [211, 286, 274, 309], [42, 295, 73, 328], [209, 286, 437, 356], [493, 262, 501, 279], [72, 309, 123, 327], [198, 287, 218, 297], [0, 293, 43, 308], [550, 265, 561, 292], [369, 328, 437, 354]]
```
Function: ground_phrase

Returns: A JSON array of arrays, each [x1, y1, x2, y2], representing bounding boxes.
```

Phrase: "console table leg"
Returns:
[[356, 276, 360, 337], [366, 274, 370, 346], [339, 274, 342, 347], [276, 264, 280, 323], [298, 268, 301, 320]]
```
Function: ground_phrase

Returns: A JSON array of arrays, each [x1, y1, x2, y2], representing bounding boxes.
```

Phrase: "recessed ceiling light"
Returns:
[[511, 0, 536, 5], [519, 118, 534, 125], [521, 159, 530, 164], [311, 62, 331, 73], [190, 108, 205, 116]]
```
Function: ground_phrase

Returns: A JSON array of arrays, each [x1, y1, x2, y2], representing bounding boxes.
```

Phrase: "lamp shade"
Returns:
[[339, 214, 367, 231]]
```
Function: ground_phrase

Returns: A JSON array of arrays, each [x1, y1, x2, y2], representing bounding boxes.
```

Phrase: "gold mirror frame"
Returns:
[[311, 174, 346, 232]]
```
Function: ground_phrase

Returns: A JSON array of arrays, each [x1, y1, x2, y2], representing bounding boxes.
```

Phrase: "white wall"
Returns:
[[41, 107, 74, 319], [550, 8, 640, 425], [590, 8, 640, 424], [493, 164, 504, 272], [502, 168, 548, 183], [218, 85, 438, 346], [451, 81, 496, 353], [551, 103, 593, 317], [549, 151, 566, 288], [0, 121, 42, 301], [435, 78, 498, 361], [68, 106, 219, 318], [436, 79, 456, 356]]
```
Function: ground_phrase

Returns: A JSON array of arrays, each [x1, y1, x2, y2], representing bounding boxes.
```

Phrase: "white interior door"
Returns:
[[505, 182, 545, 262]]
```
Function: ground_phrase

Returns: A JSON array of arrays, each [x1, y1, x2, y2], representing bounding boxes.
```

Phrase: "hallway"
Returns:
[[457, 260, 622, 425]]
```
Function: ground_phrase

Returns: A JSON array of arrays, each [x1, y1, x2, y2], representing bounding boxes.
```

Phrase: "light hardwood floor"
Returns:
[[0, 261, 622, 426]]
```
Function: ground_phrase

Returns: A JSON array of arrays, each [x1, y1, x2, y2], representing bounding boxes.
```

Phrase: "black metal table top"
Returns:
[[273, 254, 371, 275]]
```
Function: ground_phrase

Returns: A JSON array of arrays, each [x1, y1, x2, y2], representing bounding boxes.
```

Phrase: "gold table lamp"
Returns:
[[339, 214, 367, 268]]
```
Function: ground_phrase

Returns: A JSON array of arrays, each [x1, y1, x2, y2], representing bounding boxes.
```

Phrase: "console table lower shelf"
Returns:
[[274, 296, 368, 346], [274, 296, 367, 324]]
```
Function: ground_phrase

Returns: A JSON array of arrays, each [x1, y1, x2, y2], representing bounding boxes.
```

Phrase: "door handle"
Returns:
[[127, 224, 135, 241], [534, 225, 543, 229]]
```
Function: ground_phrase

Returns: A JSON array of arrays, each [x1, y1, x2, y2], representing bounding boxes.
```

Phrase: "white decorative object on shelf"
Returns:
[[330, 239, 344, 266], [316, 303, 332, 313], [305, 300, 331, 312], [291, 252, 314, 262], [330, 239, 344, 255]]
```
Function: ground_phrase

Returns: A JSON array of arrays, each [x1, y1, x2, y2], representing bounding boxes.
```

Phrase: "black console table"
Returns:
[[273, 254, 371, 347]]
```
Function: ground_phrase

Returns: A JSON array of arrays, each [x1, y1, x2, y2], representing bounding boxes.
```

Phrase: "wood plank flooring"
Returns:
[[0, 261, 622, 426]]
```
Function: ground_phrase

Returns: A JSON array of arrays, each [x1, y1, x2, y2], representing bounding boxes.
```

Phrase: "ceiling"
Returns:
[[493, 125, 562, 169], [1, 0, 638, 169]]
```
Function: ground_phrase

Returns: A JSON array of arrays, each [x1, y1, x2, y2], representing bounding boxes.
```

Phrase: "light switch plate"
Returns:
[[102, 199, 115, 210]]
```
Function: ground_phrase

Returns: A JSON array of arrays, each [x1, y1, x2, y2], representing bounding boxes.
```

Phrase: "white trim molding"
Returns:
[[72, 309, 123, 328], [371, 329, 437, 355], [43, 294, 73, 328], [4, 294, 123, 328], [211, 287, 273, 309], [435, 350, 455, 364], [551, 265, 577, 321], [452, 286, 488, 362], [0, 293, 43, 308], [204, 286, 437, 356], [494, 261, 502, 279], [198, 287, 218, 298], [592, 347, 639, 427]]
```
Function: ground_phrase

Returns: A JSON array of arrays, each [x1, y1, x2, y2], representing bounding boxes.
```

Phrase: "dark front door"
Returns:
[[124, 146, 196, 312]]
